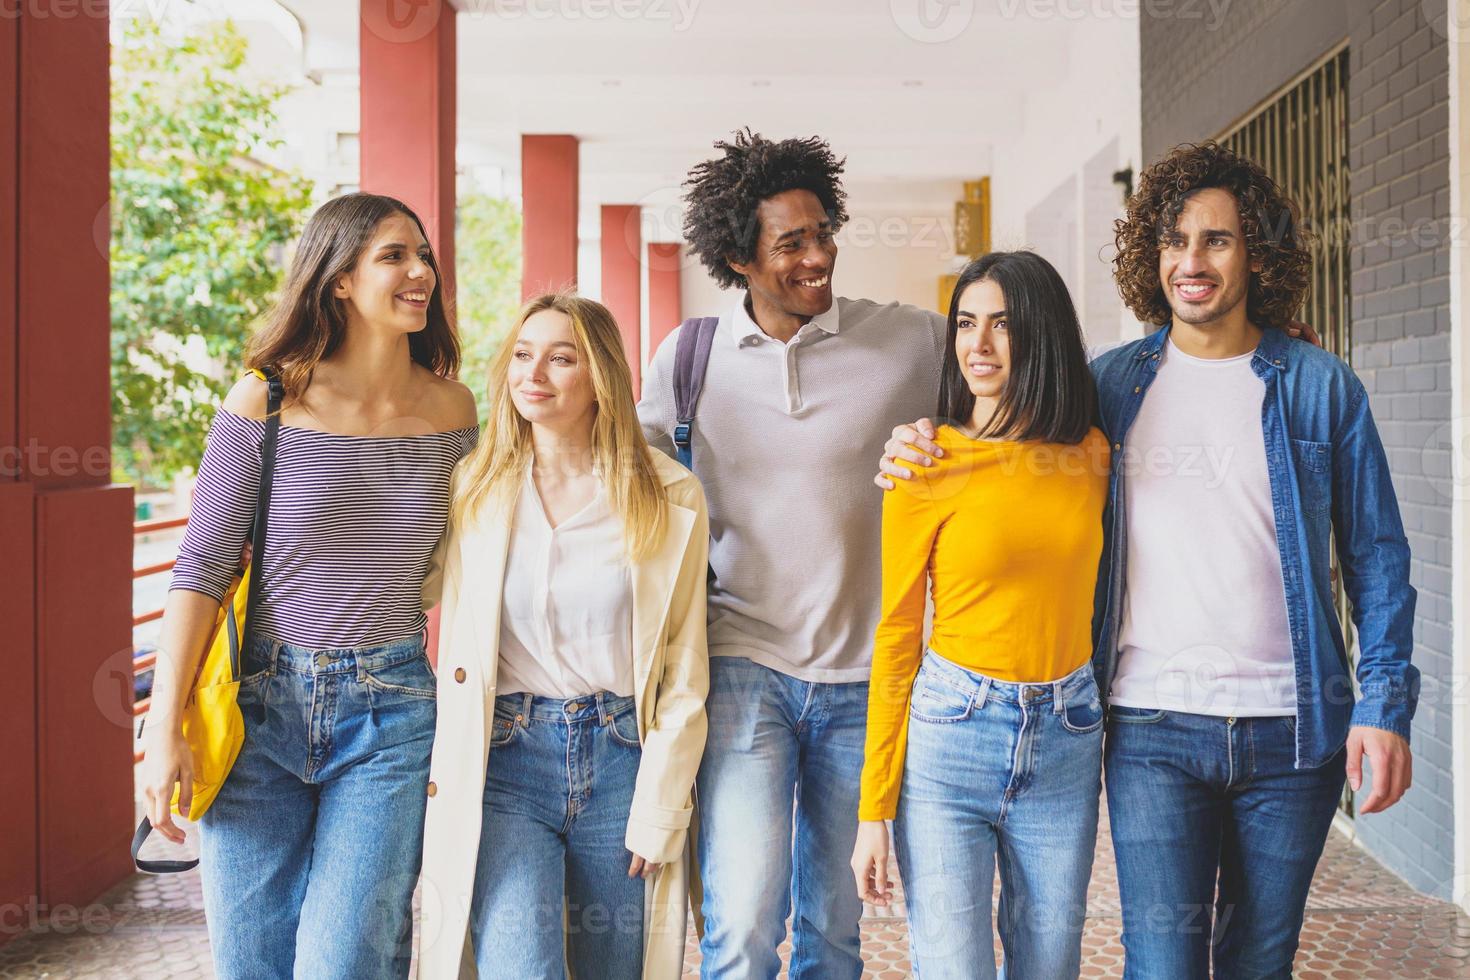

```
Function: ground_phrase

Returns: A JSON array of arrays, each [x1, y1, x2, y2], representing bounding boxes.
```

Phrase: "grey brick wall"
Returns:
[[1140, 0, 1456, 900]]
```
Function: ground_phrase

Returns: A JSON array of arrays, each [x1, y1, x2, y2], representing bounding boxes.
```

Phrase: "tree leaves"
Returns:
[[111, 19, 313, 486]]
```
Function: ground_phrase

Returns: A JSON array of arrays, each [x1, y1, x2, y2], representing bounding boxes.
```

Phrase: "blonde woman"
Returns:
[[417, 294, 710, 979]]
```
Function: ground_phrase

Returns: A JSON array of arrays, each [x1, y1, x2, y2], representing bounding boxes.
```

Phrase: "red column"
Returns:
[[360, 0, 460, 662], [6, 4, 135, 922], [647, 243, 684, 357], [521, 135, 579, 299], [359, 0, 458, 296], [600, 206, 642, 393]]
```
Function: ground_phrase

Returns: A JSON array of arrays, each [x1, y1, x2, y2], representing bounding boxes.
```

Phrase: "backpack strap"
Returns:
[[672, 317, 720, 470]]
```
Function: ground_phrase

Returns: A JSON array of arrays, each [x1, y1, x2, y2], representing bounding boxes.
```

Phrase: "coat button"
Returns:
[[454, 667, 466, 683], [1114, 443, 1122, 451], [426, 781, 437, 798]]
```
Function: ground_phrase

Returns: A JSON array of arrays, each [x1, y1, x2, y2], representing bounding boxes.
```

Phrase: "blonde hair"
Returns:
[[452, 293, 668, 562]]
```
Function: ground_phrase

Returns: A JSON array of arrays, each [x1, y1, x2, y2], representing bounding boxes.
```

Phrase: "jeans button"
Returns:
[[315, 653, 330, 669]]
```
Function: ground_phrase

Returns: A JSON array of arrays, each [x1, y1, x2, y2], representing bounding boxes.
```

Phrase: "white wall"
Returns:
[[1445, 0, 1470, 918], [989, 20, 1143, 349]]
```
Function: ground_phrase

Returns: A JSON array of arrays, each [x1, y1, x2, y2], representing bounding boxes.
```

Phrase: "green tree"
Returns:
[[454, 192, 523, 415], [111, 19, 313, 486]]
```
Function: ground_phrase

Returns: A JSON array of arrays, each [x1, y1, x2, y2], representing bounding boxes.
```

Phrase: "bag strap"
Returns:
[[671, 317, 720, 470], [232, 370, 283, 679], [131, 370, 283, 876]]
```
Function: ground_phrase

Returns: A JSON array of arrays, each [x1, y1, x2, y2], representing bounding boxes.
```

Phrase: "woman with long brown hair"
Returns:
[[136, 193, 477, 978], [416, 293, 709, 979]]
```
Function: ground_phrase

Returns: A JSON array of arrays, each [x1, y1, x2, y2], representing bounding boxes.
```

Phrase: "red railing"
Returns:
[[132, 515, 187, 762]]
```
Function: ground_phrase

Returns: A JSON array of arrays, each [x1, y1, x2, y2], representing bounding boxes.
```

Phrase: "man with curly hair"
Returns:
[[1093, 142, 1416, 975], [637, 129, 949, 978], [879, 141, 1416, 976]]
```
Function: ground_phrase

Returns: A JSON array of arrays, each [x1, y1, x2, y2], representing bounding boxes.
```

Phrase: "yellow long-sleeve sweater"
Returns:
[[858, 425, 1111, 822]]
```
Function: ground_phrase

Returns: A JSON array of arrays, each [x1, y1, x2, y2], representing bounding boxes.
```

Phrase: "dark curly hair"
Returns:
[[682, 128, 849, 289], [1113, 141, 1312, 330]]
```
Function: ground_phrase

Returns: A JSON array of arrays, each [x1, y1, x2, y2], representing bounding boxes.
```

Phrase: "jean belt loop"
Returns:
[[520, 692, 533, 722], [1053, 676, 1067, 713], [596, 691, 609, 725], [976, 676, 992, 708]]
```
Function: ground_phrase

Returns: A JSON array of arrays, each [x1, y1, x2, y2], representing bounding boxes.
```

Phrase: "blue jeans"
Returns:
[[696, 656, 868, 980], [470, 692, 645, 979], [895, 653, 1103, 980], [1105, 708, 1347, 978], [198, 632, 436, 980]]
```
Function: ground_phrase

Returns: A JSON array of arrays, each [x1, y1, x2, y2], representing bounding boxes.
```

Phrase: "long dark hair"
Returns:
[[938, 251, 1095, 444], [245, 193, 460, 399]]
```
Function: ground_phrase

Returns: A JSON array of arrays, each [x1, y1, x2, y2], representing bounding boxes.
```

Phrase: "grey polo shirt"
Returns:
[[638, 292, 946, 683]]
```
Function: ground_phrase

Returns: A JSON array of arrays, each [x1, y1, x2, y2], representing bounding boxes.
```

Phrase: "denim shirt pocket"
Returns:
[[1290, 438, 1333, 517]]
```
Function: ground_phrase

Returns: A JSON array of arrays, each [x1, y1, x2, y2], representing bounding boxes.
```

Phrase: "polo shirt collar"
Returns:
[[729, 291, 841, 348]]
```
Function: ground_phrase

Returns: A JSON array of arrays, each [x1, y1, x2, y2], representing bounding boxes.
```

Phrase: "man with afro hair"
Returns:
[[637, 129, 949, 978]]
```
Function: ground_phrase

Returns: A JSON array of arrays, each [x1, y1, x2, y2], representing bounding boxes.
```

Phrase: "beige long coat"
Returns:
[[416, 449, 709, 979]]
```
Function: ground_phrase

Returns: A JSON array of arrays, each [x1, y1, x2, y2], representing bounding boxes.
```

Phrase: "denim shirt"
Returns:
[[1090, 324, 1418, 768]]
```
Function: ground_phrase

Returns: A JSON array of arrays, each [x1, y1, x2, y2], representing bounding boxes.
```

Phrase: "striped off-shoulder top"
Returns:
[[169, 407, 477, 649]]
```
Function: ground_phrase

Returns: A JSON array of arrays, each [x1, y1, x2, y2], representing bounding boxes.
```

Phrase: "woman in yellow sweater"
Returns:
[[850, 251, 1109, 979]]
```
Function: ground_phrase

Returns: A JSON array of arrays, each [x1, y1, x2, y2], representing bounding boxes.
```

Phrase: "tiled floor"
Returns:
[[2, 809, 1467, 978]]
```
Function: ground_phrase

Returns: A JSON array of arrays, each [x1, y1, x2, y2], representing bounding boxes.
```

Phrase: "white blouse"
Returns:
[[498, 468, 635, 698]]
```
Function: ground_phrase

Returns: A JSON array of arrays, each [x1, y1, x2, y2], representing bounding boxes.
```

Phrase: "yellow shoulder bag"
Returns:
[[132, 370, 282, 873]]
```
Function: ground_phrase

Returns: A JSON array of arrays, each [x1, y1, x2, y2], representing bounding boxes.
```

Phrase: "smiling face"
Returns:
[[727, 188, 837, 321], [1158, 187, 1258, 329], [954, 277, 1011, 428], [333, 212, 437, 334], [507, 308, 596, 429]]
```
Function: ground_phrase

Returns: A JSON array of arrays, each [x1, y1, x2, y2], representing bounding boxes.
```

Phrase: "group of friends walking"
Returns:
[[137, 130, 1418, 979]]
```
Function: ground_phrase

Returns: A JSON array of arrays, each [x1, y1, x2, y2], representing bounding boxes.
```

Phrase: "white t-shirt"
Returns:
[[1109, 338, 1296, 716], [498, 468, 634, 698]]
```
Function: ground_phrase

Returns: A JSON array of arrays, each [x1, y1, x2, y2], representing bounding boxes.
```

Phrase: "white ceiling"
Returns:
[[274, 1, 1126, 228]]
